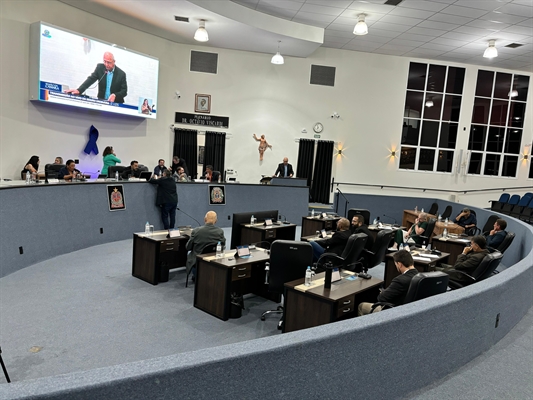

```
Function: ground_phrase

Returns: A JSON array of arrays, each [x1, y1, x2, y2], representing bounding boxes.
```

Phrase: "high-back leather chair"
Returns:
[[495, 232, 515, 254], [371, 271, 449, 311], [347, 208, 371, 225], [447, 252, 503, 289], [428, 202, 438, 216], [441, 205, 453, 220], [339, 233, 368, 272], [45, 163, 65, 180], [108, 165, 126, 178], [418, 218, 436, 246], [482, 215, 499, 234], [358, 230, 394, 277], [261, 240, 312, 329]]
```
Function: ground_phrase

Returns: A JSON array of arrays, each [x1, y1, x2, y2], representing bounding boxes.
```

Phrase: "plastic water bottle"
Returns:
[[305, 266, 312, 286], [421, 208, 424, 213], [311, 209, 315, 218], [264, 262, 270, 284], [250, 215, 255, 225], [415, 206, 418, 212], [216, 241, 222, 258], [445, 218, 449, 225], [399, 243, 404, 251], [404, 244, 410, 252], [145, 221, 150, 234], [115, 171, 119, 181], [26, 171, 31, 184], [373, 218, 377, 225], [218, 174, 221, 183], [438, 214, 442, 221], [443, 228, 448, 238]]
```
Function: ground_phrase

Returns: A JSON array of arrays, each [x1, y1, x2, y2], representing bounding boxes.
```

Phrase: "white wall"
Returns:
[[1, 1, 531, 207]]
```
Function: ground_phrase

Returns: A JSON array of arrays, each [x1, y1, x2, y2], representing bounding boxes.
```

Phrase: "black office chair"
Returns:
[[347, 208, 371, 225], [494, 232, 515, 254], [314, 233, 368, 273], [428, 202, 438, 216], [370, 271, 449, 312], [416, 218, 436, 247], [45, 163, 64, 180], [356, 230, 394, 279], [489, 193, 510, 212], [185, 243, 217, 288], [447, 252, 503, 290], [261, 240, 312, 329], [108, 165, 126, 178], [481, 215, 499, 234], [212, 171, 221, 182], [441, 205, 453, 220]]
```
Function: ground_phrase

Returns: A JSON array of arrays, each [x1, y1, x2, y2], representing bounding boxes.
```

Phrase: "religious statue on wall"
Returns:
[[252, 134, 272, 161]]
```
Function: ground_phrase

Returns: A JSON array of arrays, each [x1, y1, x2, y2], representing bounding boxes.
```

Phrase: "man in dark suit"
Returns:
[[121, 160, 141, 179], [351, 214, 374, 251], [273, 157, 294, 178], [65, 52, 128, 103], [171, 156, 189, 177], [186, 211, 226, 281], [357, 250, 418, 316], [485, 218, 507, 251], [149, 170, 178, 231], [310, 218, 351, 262], [437, 235, 490, 283]]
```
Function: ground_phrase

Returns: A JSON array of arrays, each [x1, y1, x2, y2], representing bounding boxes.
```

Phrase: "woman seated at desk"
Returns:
[[57, 159, 81, 182]]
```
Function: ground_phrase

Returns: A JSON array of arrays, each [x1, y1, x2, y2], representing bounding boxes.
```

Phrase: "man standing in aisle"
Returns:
[[149, 170, 178, 232]]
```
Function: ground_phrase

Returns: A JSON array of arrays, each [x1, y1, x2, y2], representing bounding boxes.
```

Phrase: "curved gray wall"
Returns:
[[0, 189, 532, 399]]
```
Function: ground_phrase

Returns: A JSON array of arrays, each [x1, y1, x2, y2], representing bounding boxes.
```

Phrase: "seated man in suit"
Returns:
[[436, 235, 490, 283], [310, 218, 351, 262], [186, 211, 226, 282], [273, 157, 294, 178], [357, 250, 418, 316], [202, 165, 220, 182], [351, 214, 374, 251], [57, 159, 81, 181], [455, 208, 477, 231], [121, 160, 141, 179], [153, 159, 168, 176], [484, 218, 507, 251]]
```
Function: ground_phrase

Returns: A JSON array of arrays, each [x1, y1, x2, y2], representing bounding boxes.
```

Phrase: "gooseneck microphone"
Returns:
[[382, 214, 397, 225], [82, 70, 108, 95], [176, 207, 201, 227]]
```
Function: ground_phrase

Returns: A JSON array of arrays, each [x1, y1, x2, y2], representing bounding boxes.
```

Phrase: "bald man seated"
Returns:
[[186, 211, 226, 282]]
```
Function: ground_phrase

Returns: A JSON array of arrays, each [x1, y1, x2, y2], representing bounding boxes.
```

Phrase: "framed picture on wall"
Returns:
[[198, 146, 205, 164], [195, 94, 211, 113]]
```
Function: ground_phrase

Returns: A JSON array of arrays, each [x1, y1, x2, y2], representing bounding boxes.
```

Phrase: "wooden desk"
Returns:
[[431, 235, 471, 265], [383, 250, 449, 288], [194, 248, 279, 321], [132, 229, 191, 285], [402, 210, 436, 229], [240, 222, 296, 246], [283, 273, 383, 333], [301, 216, 340, 238], [434, 221, 464, 236]]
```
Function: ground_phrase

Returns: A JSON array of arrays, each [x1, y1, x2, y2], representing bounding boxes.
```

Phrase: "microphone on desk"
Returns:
[[176, 207, 202, 226], [382, 214, 397, 225], [251, 241, 271, 254], [278, 214, 290, 224]]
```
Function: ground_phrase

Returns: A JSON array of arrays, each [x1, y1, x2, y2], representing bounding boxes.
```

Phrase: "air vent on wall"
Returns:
[[190, 50, 218, 74], [384, 0, 404, 6], [310, 65, 336, 87], [174, 16, 189, 22], [505, 43, 524, 48]]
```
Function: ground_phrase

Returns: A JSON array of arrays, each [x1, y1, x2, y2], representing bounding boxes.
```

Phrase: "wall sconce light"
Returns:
[[390, 150, 396, 157], [523, 144, 532, 160], [338, 149, 343, 155]]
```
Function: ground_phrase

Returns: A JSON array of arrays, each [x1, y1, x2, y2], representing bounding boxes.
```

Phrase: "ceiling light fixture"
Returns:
[[271, 41, 284, 65], [194, 19, 209, 42], [483, 40, 498, 58], [353, 14, 368, 36]]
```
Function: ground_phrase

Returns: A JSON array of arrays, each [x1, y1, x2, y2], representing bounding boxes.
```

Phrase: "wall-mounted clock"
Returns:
[[313, 122, 324, 133]]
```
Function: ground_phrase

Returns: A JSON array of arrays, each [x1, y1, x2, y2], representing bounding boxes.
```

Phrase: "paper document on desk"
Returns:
[[422, 254, 440, 259], [413, 256, 433, 262]]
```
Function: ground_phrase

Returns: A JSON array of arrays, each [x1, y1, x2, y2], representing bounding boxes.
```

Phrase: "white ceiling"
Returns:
[[60, 0, 533, 72]]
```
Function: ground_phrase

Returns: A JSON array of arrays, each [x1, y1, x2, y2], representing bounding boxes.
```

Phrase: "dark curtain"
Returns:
[[296, 138, 315, 187], [310, 140, 334, 204], [203, 131, 226, 177], [173, 128, 198, 177]]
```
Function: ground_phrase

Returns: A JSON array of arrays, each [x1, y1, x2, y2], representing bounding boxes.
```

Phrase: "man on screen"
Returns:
[[65, 52, 127, 103]]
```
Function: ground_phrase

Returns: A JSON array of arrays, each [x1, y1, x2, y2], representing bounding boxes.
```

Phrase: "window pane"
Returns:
[[468, 152, 482, 174], [487, 127, 505, 152], [513, 74, 530, 102], [475, 70, 494, 97], [423, 93, 443, 120], [426, 65, 446, 92], [442, 95, 462, 122], [440, 123, 458, 149], [468, 125, 486, 151], [402, 119, 420, 145], [502, 155, 518, 177], [472, 97, 491, 124], [446, 67, 465, 94], [436, 150, 454, 172], [404, 91, 424, 117], [508, 101, 526, 128], [407, 62, 427, 91], [494, 72, 512, 99], [420, 121, 439, 147], [490, 100, 509, 126], [399, 147, 417, 170], [484, 154, 501, 175], [505, 128, 522, 154], [418, 149, 435, 171]]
